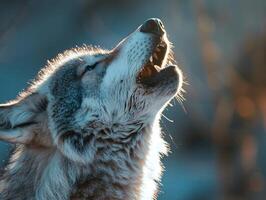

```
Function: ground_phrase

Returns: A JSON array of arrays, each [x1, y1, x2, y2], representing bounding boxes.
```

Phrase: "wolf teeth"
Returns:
[[149, 56, 153, 63], [154, 65, 160, 71]]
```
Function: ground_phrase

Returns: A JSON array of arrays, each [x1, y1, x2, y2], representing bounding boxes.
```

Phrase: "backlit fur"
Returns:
[[0, 19, 183, 200]]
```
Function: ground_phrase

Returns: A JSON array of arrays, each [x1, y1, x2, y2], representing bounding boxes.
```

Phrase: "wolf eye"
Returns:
[[79, 61, 101, 77], [85, 62, 98, 72]]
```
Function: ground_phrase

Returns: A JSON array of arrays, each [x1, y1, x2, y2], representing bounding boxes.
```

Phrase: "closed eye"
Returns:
[[81, 62, 99, 76], [85, 62, 99, 71]]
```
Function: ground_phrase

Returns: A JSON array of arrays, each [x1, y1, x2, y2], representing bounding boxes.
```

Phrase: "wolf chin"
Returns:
[[0, 18, 183, 200]]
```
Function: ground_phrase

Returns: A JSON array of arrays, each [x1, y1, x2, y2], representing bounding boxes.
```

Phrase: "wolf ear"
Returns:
[[0, 92, 48, 144]]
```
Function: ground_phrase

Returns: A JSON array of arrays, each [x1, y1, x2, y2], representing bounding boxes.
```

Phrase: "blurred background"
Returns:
[[0, 0, 266, 199]]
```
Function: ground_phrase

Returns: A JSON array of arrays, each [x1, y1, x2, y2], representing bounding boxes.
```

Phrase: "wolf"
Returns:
[[0, 18, 183, 200]]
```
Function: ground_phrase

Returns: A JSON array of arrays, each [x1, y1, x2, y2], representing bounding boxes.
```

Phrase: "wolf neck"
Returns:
[[0, 145, 56, 199], [0, 119, 165, 200], [70, 124, 155, 200]]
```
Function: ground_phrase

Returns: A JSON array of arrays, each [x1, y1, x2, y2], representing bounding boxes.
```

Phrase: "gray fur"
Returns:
[[0, 20, 183, 200]]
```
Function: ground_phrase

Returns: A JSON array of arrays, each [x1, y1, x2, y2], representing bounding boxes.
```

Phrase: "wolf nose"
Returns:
[[140, 18, 165, 36]]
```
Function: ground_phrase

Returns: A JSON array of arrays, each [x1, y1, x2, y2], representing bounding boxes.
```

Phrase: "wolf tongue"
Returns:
[[140, 64, 158, 79], [148, 64, 159, 75], [146, 67, 152, 76]]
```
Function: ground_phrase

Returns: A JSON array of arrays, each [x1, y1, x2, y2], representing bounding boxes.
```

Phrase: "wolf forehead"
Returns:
[[35, 46, 109, 97], [40, 46, 108, 84]]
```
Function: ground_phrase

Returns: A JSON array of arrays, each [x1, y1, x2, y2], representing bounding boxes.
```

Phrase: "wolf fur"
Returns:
[[0, 19, 183, 200]]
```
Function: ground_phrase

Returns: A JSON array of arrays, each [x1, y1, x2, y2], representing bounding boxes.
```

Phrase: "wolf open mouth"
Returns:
[[136, 19, 178, 88], [137, 39, 168, 81], [136, 36, 177, 88]]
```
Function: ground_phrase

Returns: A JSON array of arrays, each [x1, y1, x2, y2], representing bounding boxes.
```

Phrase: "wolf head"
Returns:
[[0, 18, 182, 163]]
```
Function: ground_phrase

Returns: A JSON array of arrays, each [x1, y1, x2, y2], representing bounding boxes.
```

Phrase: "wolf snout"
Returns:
[[140, 18, 165, 36]]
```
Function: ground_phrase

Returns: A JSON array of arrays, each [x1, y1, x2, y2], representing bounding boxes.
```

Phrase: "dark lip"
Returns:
[[139, 65, 179, 89], [137, 36, 170, 86]]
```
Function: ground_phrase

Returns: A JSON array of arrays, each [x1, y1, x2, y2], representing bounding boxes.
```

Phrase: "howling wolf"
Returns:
[[0, 18, 183, 200]]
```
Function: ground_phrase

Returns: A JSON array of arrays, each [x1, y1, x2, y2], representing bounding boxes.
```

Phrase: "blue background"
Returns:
[[0, 0, 266, 199]]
